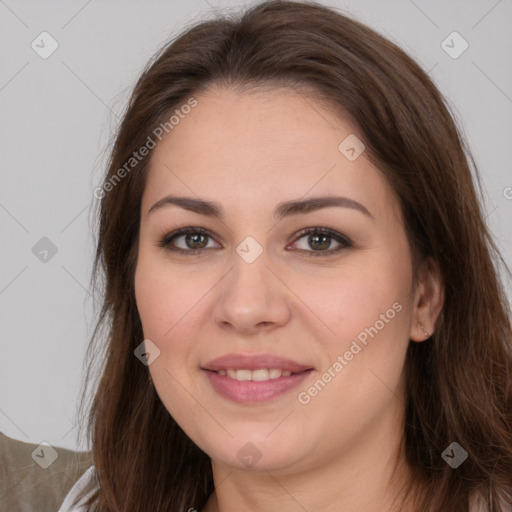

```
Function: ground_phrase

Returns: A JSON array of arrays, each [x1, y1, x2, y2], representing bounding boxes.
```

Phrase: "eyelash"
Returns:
[[156, 226, 352, 257]]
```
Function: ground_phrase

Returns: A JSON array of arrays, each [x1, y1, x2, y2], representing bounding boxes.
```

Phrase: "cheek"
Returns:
[[296, 248, 413, 401], [293, 275, 410, 453], [134, 255, 202, 419], [303, 261, 411, 345], [134, 250, 214, 383], [134, 261, 171, 339], [134, 248, 201, 340]]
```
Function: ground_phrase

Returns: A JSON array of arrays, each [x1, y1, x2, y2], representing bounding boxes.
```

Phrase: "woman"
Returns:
[[58, 1, 512, 511]]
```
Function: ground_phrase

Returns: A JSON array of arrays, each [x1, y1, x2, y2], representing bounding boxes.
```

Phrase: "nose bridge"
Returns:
[[212, 237, 291, 331], [226, 239, 273, 302]]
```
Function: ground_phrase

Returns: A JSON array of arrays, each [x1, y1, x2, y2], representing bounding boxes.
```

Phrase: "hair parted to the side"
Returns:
[[76, 1, 512, 511]]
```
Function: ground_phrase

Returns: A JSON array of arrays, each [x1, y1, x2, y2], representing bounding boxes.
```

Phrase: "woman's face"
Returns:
[[134, 86, 427, 474]]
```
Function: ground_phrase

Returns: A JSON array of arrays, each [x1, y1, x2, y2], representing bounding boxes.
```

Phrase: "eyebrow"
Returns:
[[147, 194, 373, 221]]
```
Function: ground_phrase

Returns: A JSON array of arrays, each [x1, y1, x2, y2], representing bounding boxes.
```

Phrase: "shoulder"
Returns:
[[57, 465, 98, 512], [0, 432, 93, 511]]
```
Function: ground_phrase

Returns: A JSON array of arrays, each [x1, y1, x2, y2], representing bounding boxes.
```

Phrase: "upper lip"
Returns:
[[202, 353, 314, 373]]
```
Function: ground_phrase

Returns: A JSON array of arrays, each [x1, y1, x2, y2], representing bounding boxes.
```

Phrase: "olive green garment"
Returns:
[[0, 432, 93, 512]]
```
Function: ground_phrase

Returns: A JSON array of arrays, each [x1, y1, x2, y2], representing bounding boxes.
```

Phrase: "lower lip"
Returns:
[[202, 369, 313, 403]]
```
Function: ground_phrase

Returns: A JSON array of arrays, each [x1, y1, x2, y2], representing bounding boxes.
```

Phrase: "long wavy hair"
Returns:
[[77, 1, 512, 510]]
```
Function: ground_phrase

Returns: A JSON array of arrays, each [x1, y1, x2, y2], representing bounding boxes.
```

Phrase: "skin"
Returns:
[[134, 86, 444, 512]]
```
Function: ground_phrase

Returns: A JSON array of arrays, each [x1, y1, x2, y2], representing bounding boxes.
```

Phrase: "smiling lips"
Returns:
[[202, 353, 314, 403]]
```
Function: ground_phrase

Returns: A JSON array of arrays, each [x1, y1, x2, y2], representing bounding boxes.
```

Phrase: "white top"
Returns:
[[58, 465, 98, 512]]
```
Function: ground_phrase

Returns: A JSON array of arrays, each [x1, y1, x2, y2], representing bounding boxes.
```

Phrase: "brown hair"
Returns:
[[78, 1, 512, 510]]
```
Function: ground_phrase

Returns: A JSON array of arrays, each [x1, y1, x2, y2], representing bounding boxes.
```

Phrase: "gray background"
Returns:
[[1, 0, 511, 452]]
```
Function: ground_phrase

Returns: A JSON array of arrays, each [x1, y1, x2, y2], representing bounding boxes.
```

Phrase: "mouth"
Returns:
[[201, 353, 315, 403], [206, 367, 308, 380]]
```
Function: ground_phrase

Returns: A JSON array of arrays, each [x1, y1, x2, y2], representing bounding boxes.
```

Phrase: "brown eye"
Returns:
[[290, 228, 352, 257], [157, 227, 220, 253], [307, 233, 331, 251], [182, 232, 209, 250]]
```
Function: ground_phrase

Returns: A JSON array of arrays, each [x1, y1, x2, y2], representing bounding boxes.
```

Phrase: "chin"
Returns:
[[203, 433, 306, 472]]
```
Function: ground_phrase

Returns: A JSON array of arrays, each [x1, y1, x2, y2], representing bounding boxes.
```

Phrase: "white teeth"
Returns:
[[218, 368, 293, 381], [235, 369, 252, 381], [252, 369, 269, 381], [268, 368, 282, 379]]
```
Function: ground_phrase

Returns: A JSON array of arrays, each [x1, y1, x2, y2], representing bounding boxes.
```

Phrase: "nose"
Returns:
[[212, 248, 292, 335]]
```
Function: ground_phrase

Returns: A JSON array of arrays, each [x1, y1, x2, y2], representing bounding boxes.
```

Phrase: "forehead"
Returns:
[[151, 86, 353, 174], [143, 87, 398, 220]]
